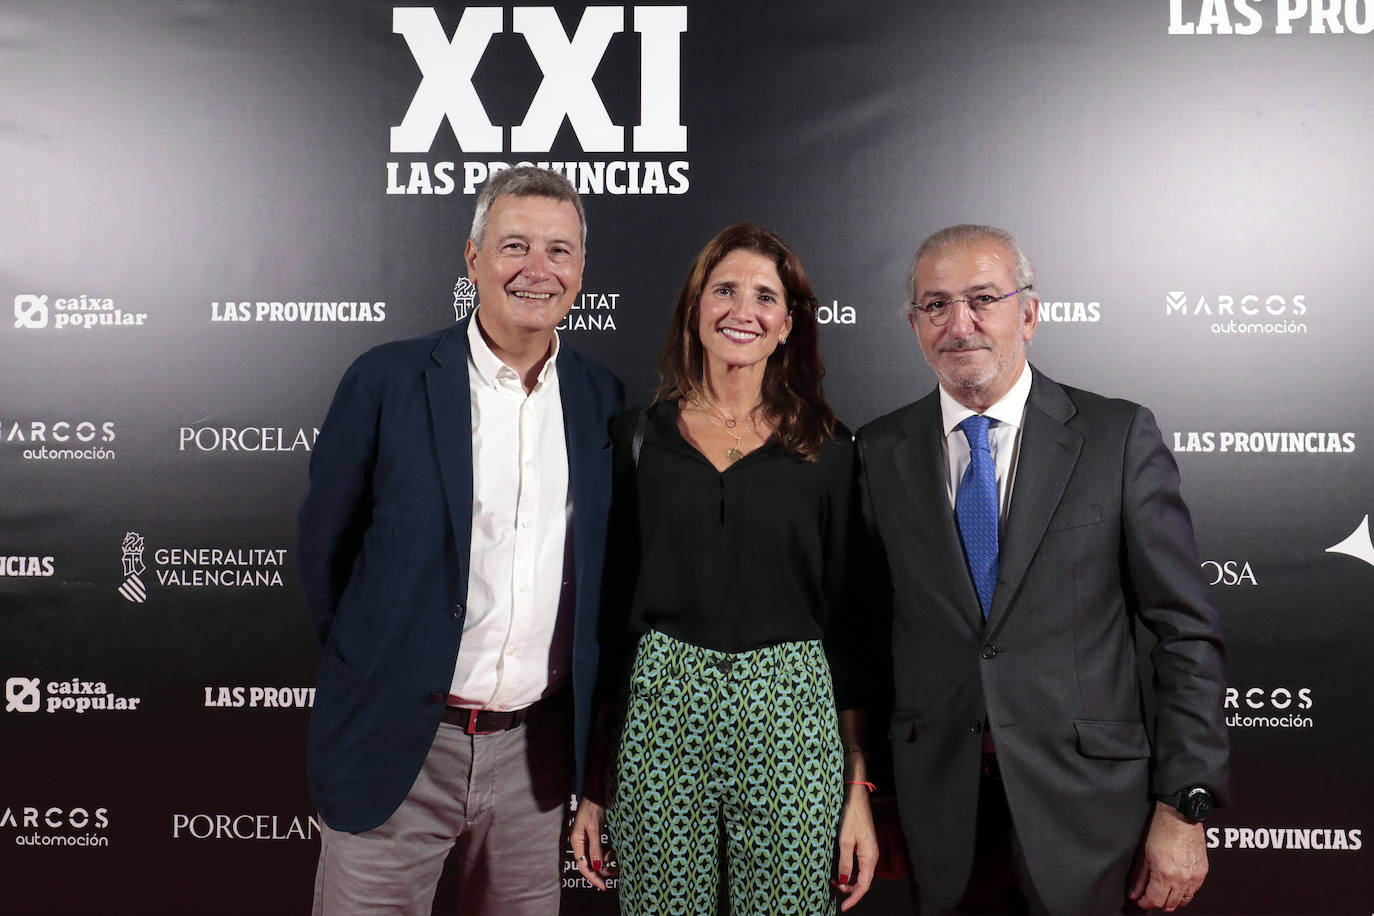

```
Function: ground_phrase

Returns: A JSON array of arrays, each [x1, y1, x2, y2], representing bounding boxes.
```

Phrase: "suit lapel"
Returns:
[[987, 368, 1081, 631], [424, 319, 475, 600], [892, 393, 986, 636]]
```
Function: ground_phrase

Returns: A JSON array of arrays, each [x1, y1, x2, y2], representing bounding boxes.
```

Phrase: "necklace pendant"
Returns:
[[725, 447, 743, 464]]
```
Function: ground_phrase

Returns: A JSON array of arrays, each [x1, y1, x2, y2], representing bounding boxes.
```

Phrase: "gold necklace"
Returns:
[[690, 398, 758, 464]]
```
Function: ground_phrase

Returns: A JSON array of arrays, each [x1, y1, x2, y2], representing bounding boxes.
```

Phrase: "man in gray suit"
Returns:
[[857, 225, 1229, 914]]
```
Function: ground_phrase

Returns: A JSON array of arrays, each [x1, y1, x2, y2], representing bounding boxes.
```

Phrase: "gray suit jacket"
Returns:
[[857, 367, 1229, 914]]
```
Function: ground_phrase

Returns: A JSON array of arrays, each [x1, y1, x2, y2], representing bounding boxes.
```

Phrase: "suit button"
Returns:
[[969, 720, 982, 734], [452, 603, 464, 619], [981, 645, 998, 659], [426, 692, 445, 704]]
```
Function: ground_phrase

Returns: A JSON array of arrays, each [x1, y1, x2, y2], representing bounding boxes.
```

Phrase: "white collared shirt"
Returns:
[[937, 361, 1033, 525], [448, 312, 573, 711]]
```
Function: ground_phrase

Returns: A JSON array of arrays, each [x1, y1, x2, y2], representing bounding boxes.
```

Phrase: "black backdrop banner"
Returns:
[[3, 2, 1372, 913]]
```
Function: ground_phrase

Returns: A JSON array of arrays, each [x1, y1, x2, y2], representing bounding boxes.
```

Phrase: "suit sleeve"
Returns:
[[822, 434, 887, 713], [1120, 405, 1230, 806], [849, 430, 896, 788], [297, 361, 380, 646], [594, 408, 643, 701]]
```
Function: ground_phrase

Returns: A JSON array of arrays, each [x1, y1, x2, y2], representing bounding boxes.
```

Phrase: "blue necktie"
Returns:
[[956, 415, 998, 618]]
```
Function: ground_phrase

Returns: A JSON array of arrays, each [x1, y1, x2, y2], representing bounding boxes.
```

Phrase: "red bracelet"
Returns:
[[845, 779, 877, 793]]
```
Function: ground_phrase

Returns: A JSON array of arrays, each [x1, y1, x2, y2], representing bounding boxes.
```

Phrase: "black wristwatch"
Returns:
[[1159, 786, 1214, 823]]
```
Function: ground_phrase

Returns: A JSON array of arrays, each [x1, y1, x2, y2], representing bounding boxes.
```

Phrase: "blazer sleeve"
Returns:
[[297, 360, 381, 646], [821, 433, 884, 712], [594, 407, 644, 701], [1120, 405, 1231, 805]]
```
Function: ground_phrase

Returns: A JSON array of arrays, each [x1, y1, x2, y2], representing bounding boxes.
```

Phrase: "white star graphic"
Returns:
[[1326, 515, 1374, 569]]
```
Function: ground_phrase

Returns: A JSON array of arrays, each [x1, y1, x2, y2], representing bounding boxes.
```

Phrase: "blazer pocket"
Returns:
[[1047, 504, 1102, 532], [888, 715, 918, 743], [1073, 719, 1150, 759]]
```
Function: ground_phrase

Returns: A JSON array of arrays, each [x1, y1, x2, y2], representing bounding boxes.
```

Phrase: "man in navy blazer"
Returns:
[[858, 225, 1228, 914], [299, 167, 622, 914]]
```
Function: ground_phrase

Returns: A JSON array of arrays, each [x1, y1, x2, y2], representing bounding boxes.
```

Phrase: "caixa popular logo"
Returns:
[[387, 5, 689, 196], [12, 294, 147, 330], [4, 677, 142, 714]]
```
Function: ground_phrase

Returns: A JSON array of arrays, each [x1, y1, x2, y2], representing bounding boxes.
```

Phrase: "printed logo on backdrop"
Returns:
[[177, 426, 319, 453], [1326, 514, 1374, 568], [456, 284, 623, 332], [453, 277, 477, 320], [210, 300, 386, 323], [203, 686, 316, 709], [120, 532, 146, 603], [1171, 431, 1355, 453], [1169, 0, 1374, 35], [117, 532, 287, 603], [172, 813, 319, 840], [1201, 560, 1257, 586], [4, 676, 142, 715], [11, 294, 147, 331], [1207, 826, 1363, 851], [817, 300, 859, 326], [1, 805, 111, 848], [1036, 299, 1100, 323], [0, 419, 116, 461], [387, 6, 689, 196], [1225, 686, 1313, 728], [1165, 290, 1308, 335], [0, 556, 55, 578], [560, 291, 620, 332]]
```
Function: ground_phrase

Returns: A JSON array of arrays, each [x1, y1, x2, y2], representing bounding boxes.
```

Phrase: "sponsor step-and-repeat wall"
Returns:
[[3, 1, 1372, 913]]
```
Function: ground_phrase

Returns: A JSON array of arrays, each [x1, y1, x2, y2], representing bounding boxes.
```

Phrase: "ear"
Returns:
[[464, 238, 479, 276], [781, 310, 794, 340], [1020, 295, 1039, 343]]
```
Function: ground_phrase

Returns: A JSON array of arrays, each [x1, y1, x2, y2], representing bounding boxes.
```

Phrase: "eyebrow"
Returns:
[[919, 282, 999, 300], [495, 232, 579, 251]]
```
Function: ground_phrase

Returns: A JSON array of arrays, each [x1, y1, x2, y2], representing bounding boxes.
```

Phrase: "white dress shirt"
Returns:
[[937, 360, 1034, 526], [448, 312, 573, 711]]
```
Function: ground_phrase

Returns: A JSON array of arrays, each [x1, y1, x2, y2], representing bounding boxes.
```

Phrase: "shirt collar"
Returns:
[[938, 360, 1033, 437], [466, 308, 561, 390]]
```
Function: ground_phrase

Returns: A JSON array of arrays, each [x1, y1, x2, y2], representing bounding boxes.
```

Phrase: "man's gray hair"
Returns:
[[469, 166, 587, 251], [908, 224, 1036, 306]]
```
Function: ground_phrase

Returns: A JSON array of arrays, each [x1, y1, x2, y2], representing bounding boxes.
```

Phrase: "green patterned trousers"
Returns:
[[606, 629, 843, 915]]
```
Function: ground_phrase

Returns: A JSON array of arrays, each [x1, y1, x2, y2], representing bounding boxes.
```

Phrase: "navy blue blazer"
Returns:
[[298, 317, 623, 833]]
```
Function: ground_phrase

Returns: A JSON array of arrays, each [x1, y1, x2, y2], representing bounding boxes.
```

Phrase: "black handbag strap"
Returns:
[[630, 407, 648, 469]]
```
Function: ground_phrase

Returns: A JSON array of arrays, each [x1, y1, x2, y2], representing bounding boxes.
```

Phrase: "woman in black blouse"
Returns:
[[570, 223, 877, 914]]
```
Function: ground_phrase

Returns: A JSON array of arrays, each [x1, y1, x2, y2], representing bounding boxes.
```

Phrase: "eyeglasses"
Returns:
[[909, 285, 1032, 326]]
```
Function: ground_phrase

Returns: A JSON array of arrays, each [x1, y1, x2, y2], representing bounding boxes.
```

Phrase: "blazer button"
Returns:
[[969, 720, 982, 734], [451, 603, 464, 620], [981, 645, 999, 659], [426, 692, 445, 704]]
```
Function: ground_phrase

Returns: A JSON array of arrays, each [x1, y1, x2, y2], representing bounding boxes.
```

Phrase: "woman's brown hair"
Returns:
[[655, 222, 836, 460]]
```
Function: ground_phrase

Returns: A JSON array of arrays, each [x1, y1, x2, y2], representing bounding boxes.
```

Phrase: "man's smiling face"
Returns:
[[465, 193, 584, 343]]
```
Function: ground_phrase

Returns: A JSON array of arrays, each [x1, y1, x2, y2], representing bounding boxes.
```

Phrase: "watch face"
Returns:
[[1184, 789, 1214, 822]]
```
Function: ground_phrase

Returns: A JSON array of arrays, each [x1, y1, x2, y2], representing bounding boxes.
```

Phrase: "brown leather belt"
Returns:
[[443, 695, 545, 736]]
